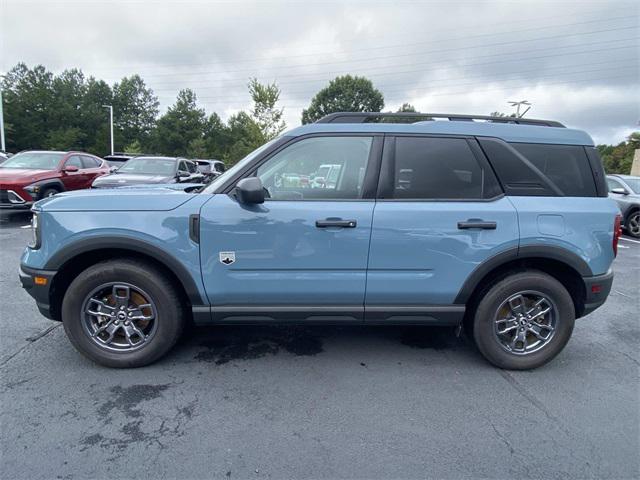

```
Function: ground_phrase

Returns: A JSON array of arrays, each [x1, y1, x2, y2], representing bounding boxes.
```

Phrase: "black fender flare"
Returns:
[[27, 178, 66, 197], [454, 245, 592, 304], [44, 236, 206, 305]]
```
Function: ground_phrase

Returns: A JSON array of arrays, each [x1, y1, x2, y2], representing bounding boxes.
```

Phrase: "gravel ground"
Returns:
[[1, 211, 639, 480]]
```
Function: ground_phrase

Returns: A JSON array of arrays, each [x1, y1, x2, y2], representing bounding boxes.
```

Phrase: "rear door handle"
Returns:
[[316, 219, 357, 228], [457, 219, 497, 230]]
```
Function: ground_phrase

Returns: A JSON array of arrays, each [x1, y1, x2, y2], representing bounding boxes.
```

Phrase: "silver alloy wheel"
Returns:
[[81, 282, 158, 353], [628, 212, 640, 237], [493, 290, 557, 355]]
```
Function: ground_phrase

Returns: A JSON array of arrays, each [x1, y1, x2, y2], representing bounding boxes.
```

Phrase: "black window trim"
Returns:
[[376, 133, 505, 203], [219, 132, 385, 202]]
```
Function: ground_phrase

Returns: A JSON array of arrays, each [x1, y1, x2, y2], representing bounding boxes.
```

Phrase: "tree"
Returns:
[[151, 89, 206, 156], [249, 78, 285, 141], [1, 63, 55, 151], [301, 75, 384, 124], [45, 127, 85, 150], [224, 111, 264, 164], [398, 103, 417, 112], [81, 78, 114, 155], [112, 75, 159, 150], [597, 133, 638, 174], [490, 111, 517, 118]]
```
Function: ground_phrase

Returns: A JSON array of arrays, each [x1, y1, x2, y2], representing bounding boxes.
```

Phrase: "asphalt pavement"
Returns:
[[1, 211, 639, 480]]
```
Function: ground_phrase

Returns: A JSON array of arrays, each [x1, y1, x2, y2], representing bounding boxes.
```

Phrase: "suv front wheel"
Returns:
[[473, 271, 575, 370], [61, 259, 185, 368]]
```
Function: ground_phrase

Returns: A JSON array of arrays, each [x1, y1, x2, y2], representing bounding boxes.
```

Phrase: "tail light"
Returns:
[[613, 214, 622, 257]]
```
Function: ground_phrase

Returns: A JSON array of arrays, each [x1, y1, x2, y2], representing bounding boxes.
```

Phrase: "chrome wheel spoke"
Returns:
[[82, 282, 158, 353], [493, 290, 558, 356]]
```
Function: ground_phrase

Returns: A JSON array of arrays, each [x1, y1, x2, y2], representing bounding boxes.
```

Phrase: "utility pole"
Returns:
[[508, 100, 531, 118], [0, 80, 5, 152], [102, 104, 114, 156]]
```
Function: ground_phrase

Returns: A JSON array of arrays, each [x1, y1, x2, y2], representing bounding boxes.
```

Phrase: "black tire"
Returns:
[[61, 259, 185, 368], [40, 187, 59, 199], [625, 210, 640, 238], [472, 270, 575, 370]]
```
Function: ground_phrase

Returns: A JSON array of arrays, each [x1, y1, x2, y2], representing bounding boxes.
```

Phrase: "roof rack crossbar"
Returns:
[[315, 112, 565, 128]]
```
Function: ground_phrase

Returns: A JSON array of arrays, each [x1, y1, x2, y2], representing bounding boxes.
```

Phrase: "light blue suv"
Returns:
[[19, 113, 621, 369]]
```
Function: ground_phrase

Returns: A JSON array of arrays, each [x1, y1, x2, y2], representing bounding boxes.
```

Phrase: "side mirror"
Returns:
[[611, 187, 629, 195], [64, 165, 79, 173], [177, 171, 190, 178], [235, 177, 265, 204]]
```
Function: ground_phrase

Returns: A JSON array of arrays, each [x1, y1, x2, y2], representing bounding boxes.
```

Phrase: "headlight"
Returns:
[[28, 212, 41, 249]]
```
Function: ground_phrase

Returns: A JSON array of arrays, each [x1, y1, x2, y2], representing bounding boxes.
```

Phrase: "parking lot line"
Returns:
[[620, 237, 640, 244]]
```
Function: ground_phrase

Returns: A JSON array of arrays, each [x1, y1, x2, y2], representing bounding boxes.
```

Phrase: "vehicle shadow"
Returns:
[[172, 324, 475, 366], [0, 211, 32, 228]]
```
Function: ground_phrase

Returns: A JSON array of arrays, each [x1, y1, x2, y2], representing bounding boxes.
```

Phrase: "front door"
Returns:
[[199, 135, 381, 321], [365, 135, 519, 322]]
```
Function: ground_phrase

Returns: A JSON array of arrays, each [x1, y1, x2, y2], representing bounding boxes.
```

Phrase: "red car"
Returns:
[[0, 150, 109, 211]]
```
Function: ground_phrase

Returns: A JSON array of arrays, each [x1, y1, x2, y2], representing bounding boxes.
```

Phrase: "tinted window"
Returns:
[[82, 156, 101, 168], [256, 136, 373, 200], [186, 161, 198, 173], [178, 161, 189, 173], [66, 155, 83, 168], [391, 137, 500, 199], [510, 143, 596, 197]]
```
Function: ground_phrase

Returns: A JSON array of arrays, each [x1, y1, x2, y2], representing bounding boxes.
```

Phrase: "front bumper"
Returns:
[[19, 264, 57, 320], [581, 268, 614, 317], [0, 188, 34, 210]]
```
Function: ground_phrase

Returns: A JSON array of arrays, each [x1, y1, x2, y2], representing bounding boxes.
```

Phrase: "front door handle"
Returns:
[[316, 219, 357, 228], [457, 219, 497, 230]]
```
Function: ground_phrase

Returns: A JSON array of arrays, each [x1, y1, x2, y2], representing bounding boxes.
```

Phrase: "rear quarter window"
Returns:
[[509, 143, 596, 197]]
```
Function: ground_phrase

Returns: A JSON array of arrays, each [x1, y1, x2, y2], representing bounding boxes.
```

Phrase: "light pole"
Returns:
[[102, 104, 114, 156], [0, 80, 5, 152], [508, 100, 531, 118]]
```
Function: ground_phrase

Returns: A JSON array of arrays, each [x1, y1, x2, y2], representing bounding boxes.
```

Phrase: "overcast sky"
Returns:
[[1, 0, 639, 144]]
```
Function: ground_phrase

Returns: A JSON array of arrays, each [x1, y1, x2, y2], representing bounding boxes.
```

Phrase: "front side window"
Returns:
[[390, 137, 501, 200], [607, 178, 624, 192], [82, 156, 101, 168], [66, 156, 84, 169], [256, 136, 373, 200]]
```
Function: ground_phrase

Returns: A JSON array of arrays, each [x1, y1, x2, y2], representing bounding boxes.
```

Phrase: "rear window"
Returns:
[[390, 137, 502, 200], [509, 143, 596, 197]]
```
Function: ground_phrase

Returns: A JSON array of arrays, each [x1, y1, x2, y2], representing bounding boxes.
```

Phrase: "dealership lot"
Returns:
[[1, 212, 638, 479]]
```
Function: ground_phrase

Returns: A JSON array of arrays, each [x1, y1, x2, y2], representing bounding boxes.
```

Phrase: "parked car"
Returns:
[[607, 174, 640, 238], [103, 153, 134, 170], [0, 151, 11, 164], [194, 159, 225, 182], [19, 112, 620, 369], [91, 156, 204, 188], [0, 150, 108, 211]]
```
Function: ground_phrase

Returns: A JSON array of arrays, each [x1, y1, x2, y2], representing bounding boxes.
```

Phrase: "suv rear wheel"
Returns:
[[61, 259, 185, 368], [472, 271, 575, 370]]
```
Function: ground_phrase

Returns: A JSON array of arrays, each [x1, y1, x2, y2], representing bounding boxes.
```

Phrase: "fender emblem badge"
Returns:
[[219, 251, 235, 265]]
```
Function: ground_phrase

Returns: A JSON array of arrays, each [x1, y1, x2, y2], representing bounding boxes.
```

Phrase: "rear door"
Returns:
[[199, 134, 382, 321], [81, 155, 106, 186], [365, 135, 519, 322], [61, 155, 89, 190]]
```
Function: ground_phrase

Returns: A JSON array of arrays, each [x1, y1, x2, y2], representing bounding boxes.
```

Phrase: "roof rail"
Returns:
[[316, 112, 565, 128]]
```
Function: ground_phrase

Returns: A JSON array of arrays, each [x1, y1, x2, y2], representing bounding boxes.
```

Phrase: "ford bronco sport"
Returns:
[[19, 113, 620, 369]]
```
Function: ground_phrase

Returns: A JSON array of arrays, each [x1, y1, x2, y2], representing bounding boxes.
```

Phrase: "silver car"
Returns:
[[607, 174, 640, 238]]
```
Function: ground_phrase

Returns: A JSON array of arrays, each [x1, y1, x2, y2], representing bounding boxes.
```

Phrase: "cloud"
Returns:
[[1, 0, 638, 143]]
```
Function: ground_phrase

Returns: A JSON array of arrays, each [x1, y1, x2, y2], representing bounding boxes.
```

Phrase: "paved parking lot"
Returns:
[[1, 211, 638, 480]]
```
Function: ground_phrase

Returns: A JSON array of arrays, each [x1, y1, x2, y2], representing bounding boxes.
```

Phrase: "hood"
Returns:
[[35, 186, 203, 212], [92, 173, 175, 187], [0, 168, 55, 183]]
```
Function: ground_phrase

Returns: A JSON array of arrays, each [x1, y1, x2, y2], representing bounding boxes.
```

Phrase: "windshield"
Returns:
[[117, 158, 176, 175], [0, 152, 65, 170], [203, 137, 285, 193], [623, 178, 640, 194]]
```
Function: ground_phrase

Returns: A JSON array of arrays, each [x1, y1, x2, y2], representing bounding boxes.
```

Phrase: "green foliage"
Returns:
[[151, 89, 207, 156], [224, 111, 264, 164], [249, 78, 285, 141], [112, 75, 159, 149], [124, 140, 143, 154], [398, 103, 417, 112], [45, 127, 85, 150], [490, 111, 517, 118], [597, 133, 638, 174], [301, 75, 384, 124]]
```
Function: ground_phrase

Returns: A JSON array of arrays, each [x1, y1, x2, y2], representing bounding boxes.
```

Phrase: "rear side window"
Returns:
[[82, 156, 101, 168], [389, 137, 502, 200], [509, 143, 596, 197]]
